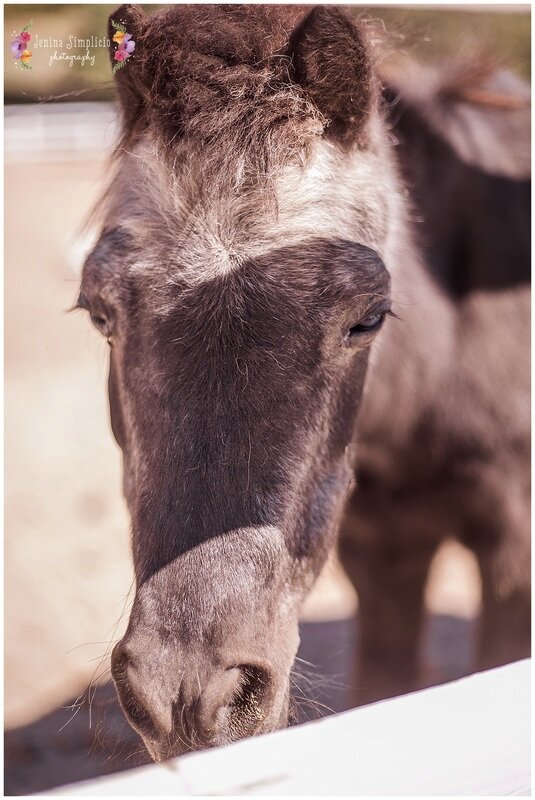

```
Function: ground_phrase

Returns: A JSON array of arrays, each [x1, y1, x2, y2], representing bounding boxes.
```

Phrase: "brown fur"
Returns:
[[79, 4, 530, 760], [107, 4, 378, 199], [340, 53, 530, 703]]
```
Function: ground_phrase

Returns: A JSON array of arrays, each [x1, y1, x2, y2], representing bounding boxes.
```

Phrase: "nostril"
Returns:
[[227, 664, 271, 736], [111, 643, 160, 740], [110, 641, 128, 680], [193, 664, 271, 744], [110, 645, 275, 754]]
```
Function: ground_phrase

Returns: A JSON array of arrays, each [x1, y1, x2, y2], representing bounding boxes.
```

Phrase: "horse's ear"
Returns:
[[108, 5, 147, 133], [288, 6, 375, 143]]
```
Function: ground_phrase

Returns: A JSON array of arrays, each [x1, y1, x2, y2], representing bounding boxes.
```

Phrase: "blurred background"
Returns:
[[4, 3, 530, 795]]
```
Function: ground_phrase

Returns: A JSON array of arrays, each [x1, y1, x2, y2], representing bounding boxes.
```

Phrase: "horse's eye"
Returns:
[[90, 313, 108, 331], [348, 311, 386, 339]]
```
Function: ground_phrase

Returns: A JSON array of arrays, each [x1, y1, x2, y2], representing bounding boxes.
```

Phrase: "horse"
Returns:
[[341, 56, 530, 703], [78, 4, 530, 760]]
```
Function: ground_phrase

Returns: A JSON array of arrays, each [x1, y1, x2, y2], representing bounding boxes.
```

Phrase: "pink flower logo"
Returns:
[[111, 19, 135, 73], [11, 21, 33, 70]]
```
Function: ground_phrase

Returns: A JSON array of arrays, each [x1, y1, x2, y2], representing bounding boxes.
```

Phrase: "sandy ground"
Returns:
[[5, 156, 482, 795]]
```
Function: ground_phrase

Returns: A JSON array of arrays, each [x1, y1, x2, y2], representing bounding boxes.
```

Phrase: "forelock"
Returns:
[[118, 5, 327, 196], [97, 129, 394, 297], [91, 6, 400, 294]]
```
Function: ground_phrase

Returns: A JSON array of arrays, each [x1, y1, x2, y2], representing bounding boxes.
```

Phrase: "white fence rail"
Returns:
[[46, 660, 530, 796], [4, 102, 118, 163]]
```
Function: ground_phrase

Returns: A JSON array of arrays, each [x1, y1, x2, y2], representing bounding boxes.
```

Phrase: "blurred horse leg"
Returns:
[[462, 470, 531, 671], [340, 489, 443, 706]]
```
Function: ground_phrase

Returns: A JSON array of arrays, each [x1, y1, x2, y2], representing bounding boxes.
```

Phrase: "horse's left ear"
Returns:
[[288, 6, 376, 143]]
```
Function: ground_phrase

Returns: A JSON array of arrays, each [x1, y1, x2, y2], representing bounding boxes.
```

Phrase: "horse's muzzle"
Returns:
[[111, 638, 289, 758]]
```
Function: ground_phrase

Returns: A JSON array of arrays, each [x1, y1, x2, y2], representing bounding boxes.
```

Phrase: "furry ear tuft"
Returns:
[[288, 7, 376, 143]]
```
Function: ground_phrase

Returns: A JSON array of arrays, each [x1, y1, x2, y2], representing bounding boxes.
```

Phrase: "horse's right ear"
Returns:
[[288, 6, 376, 144], [108, 5, 147, 132]]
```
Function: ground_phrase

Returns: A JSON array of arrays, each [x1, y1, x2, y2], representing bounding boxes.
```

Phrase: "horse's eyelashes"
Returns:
[[74, 293, 90, 312]]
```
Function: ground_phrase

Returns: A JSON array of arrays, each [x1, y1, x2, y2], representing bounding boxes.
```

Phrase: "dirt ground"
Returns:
[[5, 154, 482, 795]]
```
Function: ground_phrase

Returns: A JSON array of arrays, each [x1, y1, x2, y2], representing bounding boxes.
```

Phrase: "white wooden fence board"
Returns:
[[47, 660, 530, 797]]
